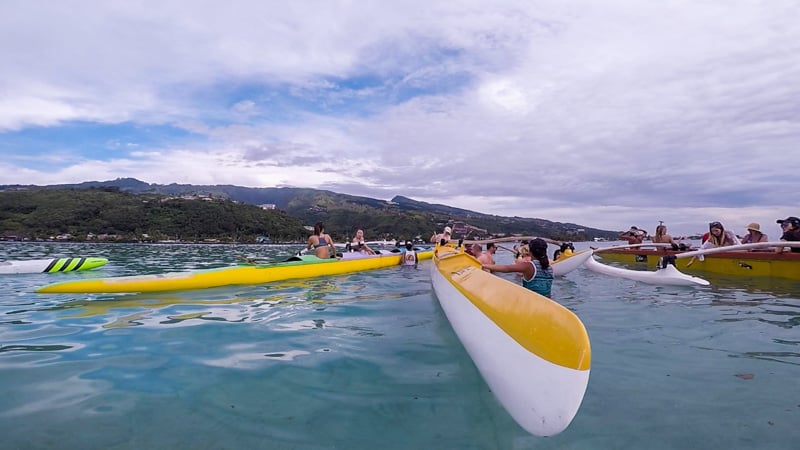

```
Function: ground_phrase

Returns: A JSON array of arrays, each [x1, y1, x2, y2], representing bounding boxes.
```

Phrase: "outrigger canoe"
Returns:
[[0, 257, 107, 275], [594, 242, 800, 281], [37, 248, 432, 294], [430, 246, 591, 437]]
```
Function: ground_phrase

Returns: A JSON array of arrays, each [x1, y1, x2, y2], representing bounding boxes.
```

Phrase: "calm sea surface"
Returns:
[[1, 241, 798, 449]]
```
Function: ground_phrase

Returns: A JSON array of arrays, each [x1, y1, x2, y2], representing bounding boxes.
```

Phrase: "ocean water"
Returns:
[[1, 241, 798, 450]]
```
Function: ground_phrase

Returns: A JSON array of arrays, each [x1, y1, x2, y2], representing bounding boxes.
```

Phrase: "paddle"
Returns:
[[236, 248, 308, 265], [496, 244, 519, 255], [592, 243, 676, 253], [675, 241, 800, 259], [461, 236, 564, 246]]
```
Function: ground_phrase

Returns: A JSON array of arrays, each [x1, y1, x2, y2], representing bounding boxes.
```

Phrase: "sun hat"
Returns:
[[776, 216, 800, 226], [444, 226, 452, 234], [746, 223, 761, 232]]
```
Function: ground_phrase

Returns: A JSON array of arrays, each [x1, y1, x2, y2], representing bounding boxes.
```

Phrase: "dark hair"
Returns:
[[314, 222, 325, 235], [708, 221, 723, 230], [405, 242, 413, 250], [486, 242, 496, 250], [528, 238, 550, 270]]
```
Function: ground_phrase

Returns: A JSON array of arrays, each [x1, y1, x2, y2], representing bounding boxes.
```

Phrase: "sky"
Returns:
[[1, 0, 798, 237]]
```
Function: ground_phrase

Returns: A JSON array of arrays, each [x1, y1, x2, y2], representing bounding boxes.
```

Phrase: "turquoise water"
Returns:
[[1, 241, 798, 450]]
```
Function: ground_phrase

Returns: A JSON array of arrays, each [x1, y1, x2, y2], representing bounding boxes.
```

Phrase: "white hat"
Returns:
[[444, 226, 452, 234]]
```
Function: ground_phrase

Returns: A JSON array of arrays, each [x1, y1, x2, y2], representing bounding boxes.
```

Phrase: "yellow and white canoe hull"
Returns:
[[38, 249, 433, 294], [431, 247, 591, 437]]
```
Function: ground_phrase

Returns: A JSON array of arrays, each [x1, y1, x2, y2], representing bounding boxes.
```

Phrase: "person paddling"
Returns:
[[307, 222, 337, 259]]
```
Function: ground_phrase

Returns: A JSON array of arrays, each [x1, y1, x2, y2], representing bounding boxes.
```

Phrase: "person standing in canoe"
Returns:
[[481, 238, 554, 297], [307, 222, 337, 259]]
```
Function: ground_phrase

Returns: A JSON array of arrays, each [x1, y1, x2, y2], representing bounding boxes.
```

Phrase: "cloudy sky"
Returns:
[[1, 0, 798, 236]]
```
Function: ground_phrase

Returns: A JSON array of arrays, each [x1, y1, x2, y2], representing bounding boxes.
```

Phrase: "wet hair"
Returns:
[[528, 238, 550, 270], [314, 222, 325, 235]]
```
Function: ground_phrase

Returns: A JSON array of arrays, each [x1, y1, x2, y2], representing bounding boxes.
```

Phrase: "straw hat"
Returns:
[[746, 223, 761, 232]]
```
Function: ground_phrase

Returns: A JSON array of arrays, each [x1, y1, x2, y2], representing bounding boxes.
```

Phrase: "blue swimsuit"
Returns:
[[521, 259, 554, 297], [314, 236, 329, 248]]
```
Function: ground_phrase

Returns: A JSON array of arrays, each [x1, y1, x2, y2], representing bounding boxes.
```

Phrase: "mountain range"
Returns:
[[0, 178, 620, 241]]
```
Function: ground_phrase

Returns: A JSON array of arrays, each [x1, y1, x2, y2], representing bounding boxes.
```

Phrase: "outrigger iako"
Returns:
[[593, 242, 800, 281]]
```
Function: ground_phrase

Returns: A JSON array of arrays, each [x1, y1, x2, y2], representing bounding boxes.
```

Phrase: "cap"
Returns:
[[776, 216, 800, 226], [746, 223, 760, 232], [444, 226, 452, 234]]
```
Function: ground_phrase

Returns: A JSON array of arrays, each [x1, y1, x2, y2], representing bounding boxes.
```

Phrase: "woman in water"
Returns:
[[482, 238, 554, 297]]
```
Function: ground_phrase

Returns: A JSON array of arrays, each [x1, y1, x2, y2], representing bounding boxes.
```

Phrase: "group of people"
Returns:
[[305, 223, 419, 266], [304, 215, 800, 300], [615, 217, 800, 256]]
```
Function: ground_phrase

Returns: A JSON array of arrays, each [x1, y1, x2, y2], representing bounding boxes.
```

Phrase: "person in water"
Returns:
[[481, 238, 554, 297], [400, 241, 418, 267], [306, 222, 336, 259]]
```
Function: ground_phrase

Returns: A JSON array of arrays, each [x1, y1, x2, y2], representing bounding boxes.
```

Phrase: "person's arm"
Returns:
[[327, 234, 336, 254], [482, 261, 533, 279], [306, 236, 314, 251]]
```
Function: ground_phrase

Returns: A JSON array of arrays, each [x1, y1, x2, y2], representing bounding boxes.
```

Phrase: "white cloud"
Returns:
[[1, 0, 799, 236]]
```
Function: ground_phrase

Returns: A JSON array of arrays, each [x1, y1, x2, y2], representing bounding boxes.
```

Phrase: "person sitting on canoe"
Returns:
[[351, 229, 376, 255], [400, 241, 418, 267], [554, 242, 575, 260], [652, 223, 684, 250], [431, 226, 452, 245], [776, 216, 800, 253], [481, 238, 554, 297], [307, 222, 337, 259], [687, 221, 741, 267], [619, 226, 645, 245], [740, 223, 769, 246]]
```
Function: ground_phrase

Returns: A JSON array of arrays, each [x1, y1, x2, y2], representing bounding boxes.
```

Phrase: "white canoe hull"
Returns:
[[584, 256, 709, 286], [431, 247, 591, 436], [552, 249, 593, 276]]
